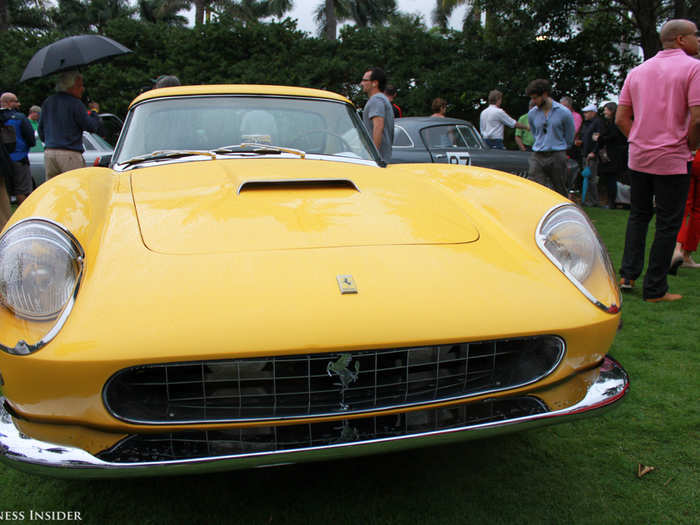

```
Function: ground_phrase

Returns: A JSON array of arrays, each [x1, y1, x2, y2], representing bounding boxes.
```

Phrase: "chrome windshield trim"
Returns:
[[0, 356, 628, 478], [0, 218, 85, 355]]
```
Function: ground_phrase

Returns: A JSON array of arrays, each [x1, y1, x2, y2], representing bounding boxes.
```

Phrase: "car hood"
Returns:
[[131, 158, 479, 254]]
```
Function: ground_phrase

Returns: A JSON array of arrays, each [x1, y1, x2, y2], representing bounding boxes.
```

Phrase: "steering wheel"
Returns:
[[290, 129, 352, 153]]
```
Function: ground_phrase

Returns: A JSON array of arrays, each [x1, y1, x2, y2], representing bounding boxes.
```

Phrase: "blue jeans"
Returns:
[[484, 138, 505, 149], [619, 167, 691, 299]]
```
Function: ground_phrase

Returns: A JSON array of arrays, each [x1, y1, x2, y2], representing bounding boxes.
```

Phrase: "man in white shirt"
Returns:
[[480, 89, 529, 149]]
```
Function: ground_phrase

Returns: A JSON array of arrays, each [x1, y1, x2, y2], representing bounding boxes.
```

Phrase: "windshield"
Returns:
[[420, 124, 484, 149], [113, 95, 377, 164]]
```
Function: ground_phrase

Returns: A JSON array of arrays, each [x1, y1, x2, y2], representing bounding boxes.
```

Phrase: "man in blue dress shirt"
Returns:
[[525, 79, 575, 196]]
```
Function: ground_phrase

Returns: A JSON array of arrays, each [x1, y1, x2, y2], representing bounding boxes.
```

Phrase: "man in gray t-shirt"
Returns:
[[361, 67, 394, 162]]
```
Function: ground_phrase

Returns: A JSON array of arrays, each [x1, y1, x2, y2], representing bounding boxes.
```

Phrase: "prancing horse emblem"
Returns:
[[327, 354, 360, 410], [336, 274, 358, 294]]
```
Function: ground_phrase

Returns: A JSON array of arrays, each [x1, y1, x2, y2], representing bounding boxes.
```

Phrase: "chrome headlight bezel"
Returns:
[[0, 218, 84, 321], [536, 204, 620, 313]]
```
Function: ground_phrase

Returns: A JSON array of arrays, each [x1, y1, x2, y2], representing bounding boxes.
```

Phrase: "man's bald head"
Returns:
[[660, 19, 697, 48], [0, 92, 18, 108]]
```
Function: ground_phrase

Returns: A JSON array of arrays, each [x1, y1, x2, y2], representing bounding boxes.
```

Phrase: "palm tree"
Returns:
[[348, 0, 395, 27], [314, 0, 348, 40], [219, 0, 292, 23], [1, 0, 54, 31], [432, 0, 480, 30], [138, 0, 189, 24], [315, 0, 396, 40], [189, 0, 218, 25]]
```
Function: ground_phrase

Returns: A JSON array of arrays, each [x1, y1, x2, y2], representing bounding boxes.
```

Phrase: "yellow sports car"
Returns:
[[0, 85, 628, 478]]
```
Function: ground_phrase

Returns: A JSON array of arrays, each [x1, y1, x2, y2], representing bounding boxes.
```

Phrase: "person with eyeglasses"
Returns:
[[616, 19, 700, 303], [524, 79, 575, 197], [360, 67, 394, 162]]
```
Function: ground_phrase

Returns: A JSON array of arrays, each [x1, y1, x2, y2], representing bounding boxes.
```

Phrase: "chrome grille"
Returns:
[[97, 397, 547, 463], [104, 336, 564, 424]]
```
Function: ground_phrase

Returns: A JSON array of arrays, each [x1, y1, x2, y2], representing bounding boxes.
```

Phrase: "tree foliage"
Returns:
[[138, 0, 190, 25], [0, 0, 640, 129], [48, 0, 134, 33], [314, 0, 396, 39]]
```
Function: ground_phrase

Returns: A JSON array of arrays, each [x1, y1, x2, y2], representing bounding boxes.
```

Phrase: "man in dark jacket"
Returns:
[[1, 92, 36, 204], [38, 70, 100, 180], [580, 104, 602, 161], [579, 104, 603, 206]]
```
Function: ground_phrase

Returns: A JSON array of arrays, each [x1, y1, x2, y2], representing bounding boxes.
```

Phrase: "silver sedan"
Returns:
[[29, 132, 114, 187]]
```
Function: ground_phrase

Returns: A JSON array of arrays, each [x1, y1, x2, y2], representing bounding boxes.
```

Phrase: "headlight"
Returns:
[[0, 219, 84, 320], [536, 204, 620, 313]]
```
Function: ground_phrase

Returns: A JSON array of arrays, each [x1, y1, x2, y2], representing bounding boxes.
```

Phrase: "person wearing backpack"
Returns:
[[0, 92, 36, 205], [0, 132, 13, 229]]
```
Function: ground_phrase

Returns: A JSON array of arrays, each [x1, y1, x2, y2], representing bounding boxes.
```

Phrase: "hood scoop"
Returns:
[[131, 160, 479, 254], [238, 178, 359, 194]]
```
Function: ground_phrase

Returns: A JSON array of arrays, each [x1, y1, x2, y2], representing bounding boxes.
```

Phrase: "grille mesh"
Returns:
[[104, 336, 563, 423], [98, 397, 547, 463]]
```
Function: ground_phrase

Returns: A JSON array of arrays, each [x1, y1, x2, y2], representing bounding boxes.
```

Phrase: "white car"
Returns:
[[28, 131, 113, 187]]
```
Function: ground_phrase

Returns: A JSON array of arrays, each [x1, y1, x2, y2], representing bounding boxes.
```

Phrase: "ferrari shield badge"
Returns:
[[336, 274, 358, 294]]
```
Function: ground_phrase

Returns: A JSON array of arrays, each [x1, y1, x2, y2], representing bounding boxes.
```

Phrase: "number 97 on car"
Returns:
[[447, 152, 471, 165]]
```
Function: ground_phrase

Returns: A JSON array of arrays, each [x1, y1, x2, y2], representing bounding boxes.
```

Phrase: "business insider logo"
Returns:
[[0, 510, 82, 521]]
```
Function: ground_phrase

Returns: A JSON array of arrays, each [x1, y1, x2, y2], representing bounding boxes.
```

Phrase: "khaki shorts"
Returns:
[[44, 149, 85, 180]]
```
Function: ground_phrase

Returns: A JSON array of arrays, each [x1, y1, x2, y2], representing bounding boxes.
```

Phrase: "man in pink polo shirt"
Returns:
[[616, 19, 700, 302]]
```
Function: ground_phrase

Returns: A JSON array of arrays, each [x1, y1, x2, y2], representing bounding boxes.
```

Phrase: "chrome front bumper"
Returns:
[[0, 356, 628, 479]]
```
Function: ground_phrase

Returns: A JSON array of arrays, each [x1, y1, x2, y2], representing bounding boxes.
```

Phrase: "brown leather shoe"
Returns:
[[644, 293, 682, 303]]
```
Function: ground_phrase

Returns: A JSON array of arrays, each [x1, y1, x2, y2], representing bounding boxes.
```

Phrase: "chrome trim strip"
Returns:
[[392, 125, 415, 148], [0, 356, 628, 478], [0, 218, 85, 355], [237, 178, 359, 195], [535, 203, 620, 314], [128, 93, 353, 111], [102, 336, 565, 425]]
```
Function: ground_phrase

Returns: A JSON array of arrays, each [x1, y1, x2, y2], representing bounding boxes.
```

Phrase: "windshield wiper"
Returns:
[[118, 143, 306, 168], [212, 143, 306, 159], [118, 150, 217, 167]]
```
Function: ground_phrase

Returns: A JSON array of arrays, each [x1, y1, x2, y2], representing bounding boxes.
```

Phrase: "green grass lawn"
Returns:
[[0, 207, 698, 525]]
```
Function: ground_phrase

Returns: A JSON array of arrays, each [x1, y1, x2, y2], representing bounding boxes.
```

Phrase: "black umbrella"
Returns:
[[20, 34, 132, 82]]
